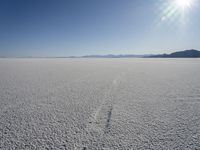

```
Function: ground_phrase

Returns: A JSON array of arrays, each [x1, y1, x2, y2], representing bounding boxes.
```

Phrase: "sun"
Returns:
[[176, 0, 192, 9]]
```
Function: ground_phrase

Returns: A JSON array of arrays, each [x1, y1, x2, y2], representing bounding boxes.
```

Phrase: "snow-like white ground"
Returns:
[[0, 58, 200, 150]]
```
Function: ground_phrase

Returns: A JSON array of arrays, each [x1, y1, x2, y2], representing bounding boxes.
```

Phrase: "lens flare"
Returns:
[[157, 0, 195, 24]]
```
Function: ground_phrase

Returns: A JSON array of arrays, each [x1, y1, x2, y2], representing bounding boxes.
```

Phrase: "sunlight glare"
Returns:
[[176, 0, 192, 9]]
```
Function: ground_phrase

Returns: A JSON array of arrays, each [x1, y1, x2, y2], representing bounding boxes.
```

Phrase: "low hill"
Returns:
[[150, 49, 200, 58], [82, 54, 149, 58]]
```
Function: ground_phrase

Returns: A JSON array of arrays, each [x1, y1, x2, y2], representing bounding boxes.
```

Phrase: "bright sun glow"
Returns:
[[160, 0, 195, 23], [176, 0, 192, 9]]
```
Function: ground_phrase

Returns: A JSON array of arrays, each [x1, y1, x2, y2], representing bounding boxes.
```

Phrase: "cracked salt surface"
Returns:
[[0, 58, 200, 149]]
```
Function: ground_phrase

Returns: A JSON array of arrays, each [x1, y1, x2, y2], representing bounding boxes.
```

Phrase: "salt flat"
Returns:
[[0, 58, 200, 149]]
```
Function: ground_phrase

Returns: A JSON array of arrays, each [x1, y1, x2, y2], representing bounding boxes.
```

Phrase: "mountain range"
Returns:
[[149, 49, 200, 58], [80, 49, 200, 58], [1, 49, 200, 58]]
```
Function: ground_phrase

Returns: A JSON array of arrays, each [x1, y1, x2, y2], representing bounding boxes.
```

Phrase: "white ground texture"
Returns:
[[0, 58, 200, 150]]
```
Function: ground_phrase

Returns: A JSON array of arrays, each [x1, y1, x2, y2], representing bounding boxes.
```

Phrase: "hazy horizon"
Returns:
[[0, 49, 199, 58]]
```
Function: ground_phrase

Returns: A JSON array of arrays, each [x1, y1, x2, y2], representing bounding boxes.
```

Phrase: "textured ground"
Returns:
[[0, 58, 200, 150]]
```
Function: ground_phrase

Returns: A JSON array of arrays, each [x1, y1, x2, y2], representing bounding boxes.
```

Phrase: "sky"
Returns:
[[0, 0, 200, 57]]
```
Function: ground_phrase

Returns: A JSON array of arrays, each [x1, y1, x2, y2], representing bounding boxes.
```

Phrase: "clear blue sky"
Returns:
[[0, 0, 200, 56]]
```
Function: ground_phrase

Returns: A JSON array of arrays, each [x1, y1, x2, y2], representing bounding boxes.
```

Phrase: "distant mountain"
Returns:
[[81, 54, 151, 58], [81, 50, 200, 58], [1, 49, 199, 58], [149, 49, 200, 58]]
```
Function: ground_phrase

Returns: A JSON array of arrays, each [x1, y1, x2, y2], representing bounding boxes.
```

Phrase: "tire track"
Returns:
[[104, 105, 113, 134], [78, 77, 120, 149], [86, 75, 122, 135]]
